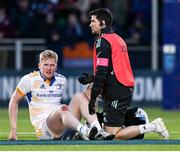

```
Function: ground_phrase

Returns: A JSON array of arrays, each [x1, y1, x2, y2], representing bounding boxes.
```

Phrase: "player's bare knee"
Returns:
[[59, 104, 69, 112], [114, 128, 124, 140], [107, 128, 122, 140]]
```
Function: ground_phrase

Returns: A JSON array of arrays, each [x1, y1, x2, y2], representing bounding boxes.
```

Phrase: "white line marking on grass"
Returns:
[[170, 131, 180, 134], [1, 151, 180, 152]]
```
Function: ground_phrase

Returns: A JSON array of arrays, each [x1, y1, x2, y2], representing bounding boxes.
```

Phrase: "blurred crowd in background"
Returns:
[[0, 0, 160, 70]]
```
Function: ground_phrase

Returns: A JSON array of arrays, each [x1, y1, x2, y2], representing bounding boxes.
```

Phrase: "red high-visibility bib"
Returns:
[[93, 33, 134, 87]]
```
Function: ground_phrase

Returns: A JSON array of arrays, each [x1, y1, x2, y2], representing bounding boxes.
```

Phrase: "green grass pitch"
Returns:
[[0, 107, 180, 151]]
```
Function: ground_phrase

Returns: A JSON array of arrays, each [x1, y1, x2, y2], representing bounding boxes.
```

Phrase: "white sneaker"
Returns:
[[95, 129, 115, 140], [151, 118, 169, 139]]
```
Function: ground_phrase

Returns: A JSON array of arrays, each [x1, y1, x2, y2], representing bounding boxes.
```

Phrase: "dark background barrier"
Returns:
[[0, 69, 162, 107], [162, 1, 180, 109]]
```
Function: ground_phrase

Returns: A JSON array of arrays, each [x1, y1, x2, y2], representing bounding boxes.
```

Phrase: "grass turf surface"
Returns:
[[1, 145, 180, 151], [0, 107, 180, 151]]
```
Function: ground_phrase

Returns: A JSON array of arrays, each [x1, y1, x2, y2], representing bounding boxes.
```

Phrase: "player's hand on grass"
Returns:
[[8, 130, 18, 140]]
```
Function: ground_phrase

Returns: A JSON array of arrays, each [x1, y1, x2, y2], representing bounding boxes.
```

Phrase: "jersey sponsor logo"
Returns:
[[36, 93, 62, 97]]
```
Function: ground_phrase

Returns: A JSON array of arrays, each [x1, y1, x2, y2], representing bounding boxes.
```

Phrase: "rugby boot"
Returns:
[[151, 118, 169, 139], [88, 126, 98, 140], [95, 129, 115, 140]]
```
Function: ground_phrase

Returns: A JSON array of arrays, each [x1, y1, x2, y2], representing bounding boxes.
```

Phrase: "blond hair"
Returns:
[[39, 50, 58, 63]]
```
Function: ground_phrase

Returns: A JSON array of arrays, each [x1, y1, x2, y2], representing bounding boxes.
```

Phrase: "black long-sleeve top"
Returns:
[[91, 27, 133, 102]]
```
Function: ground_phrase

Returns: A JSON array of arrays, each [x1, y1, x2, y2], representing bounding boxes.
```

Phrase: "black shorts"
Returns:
[[103, 96, 132, 127]]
